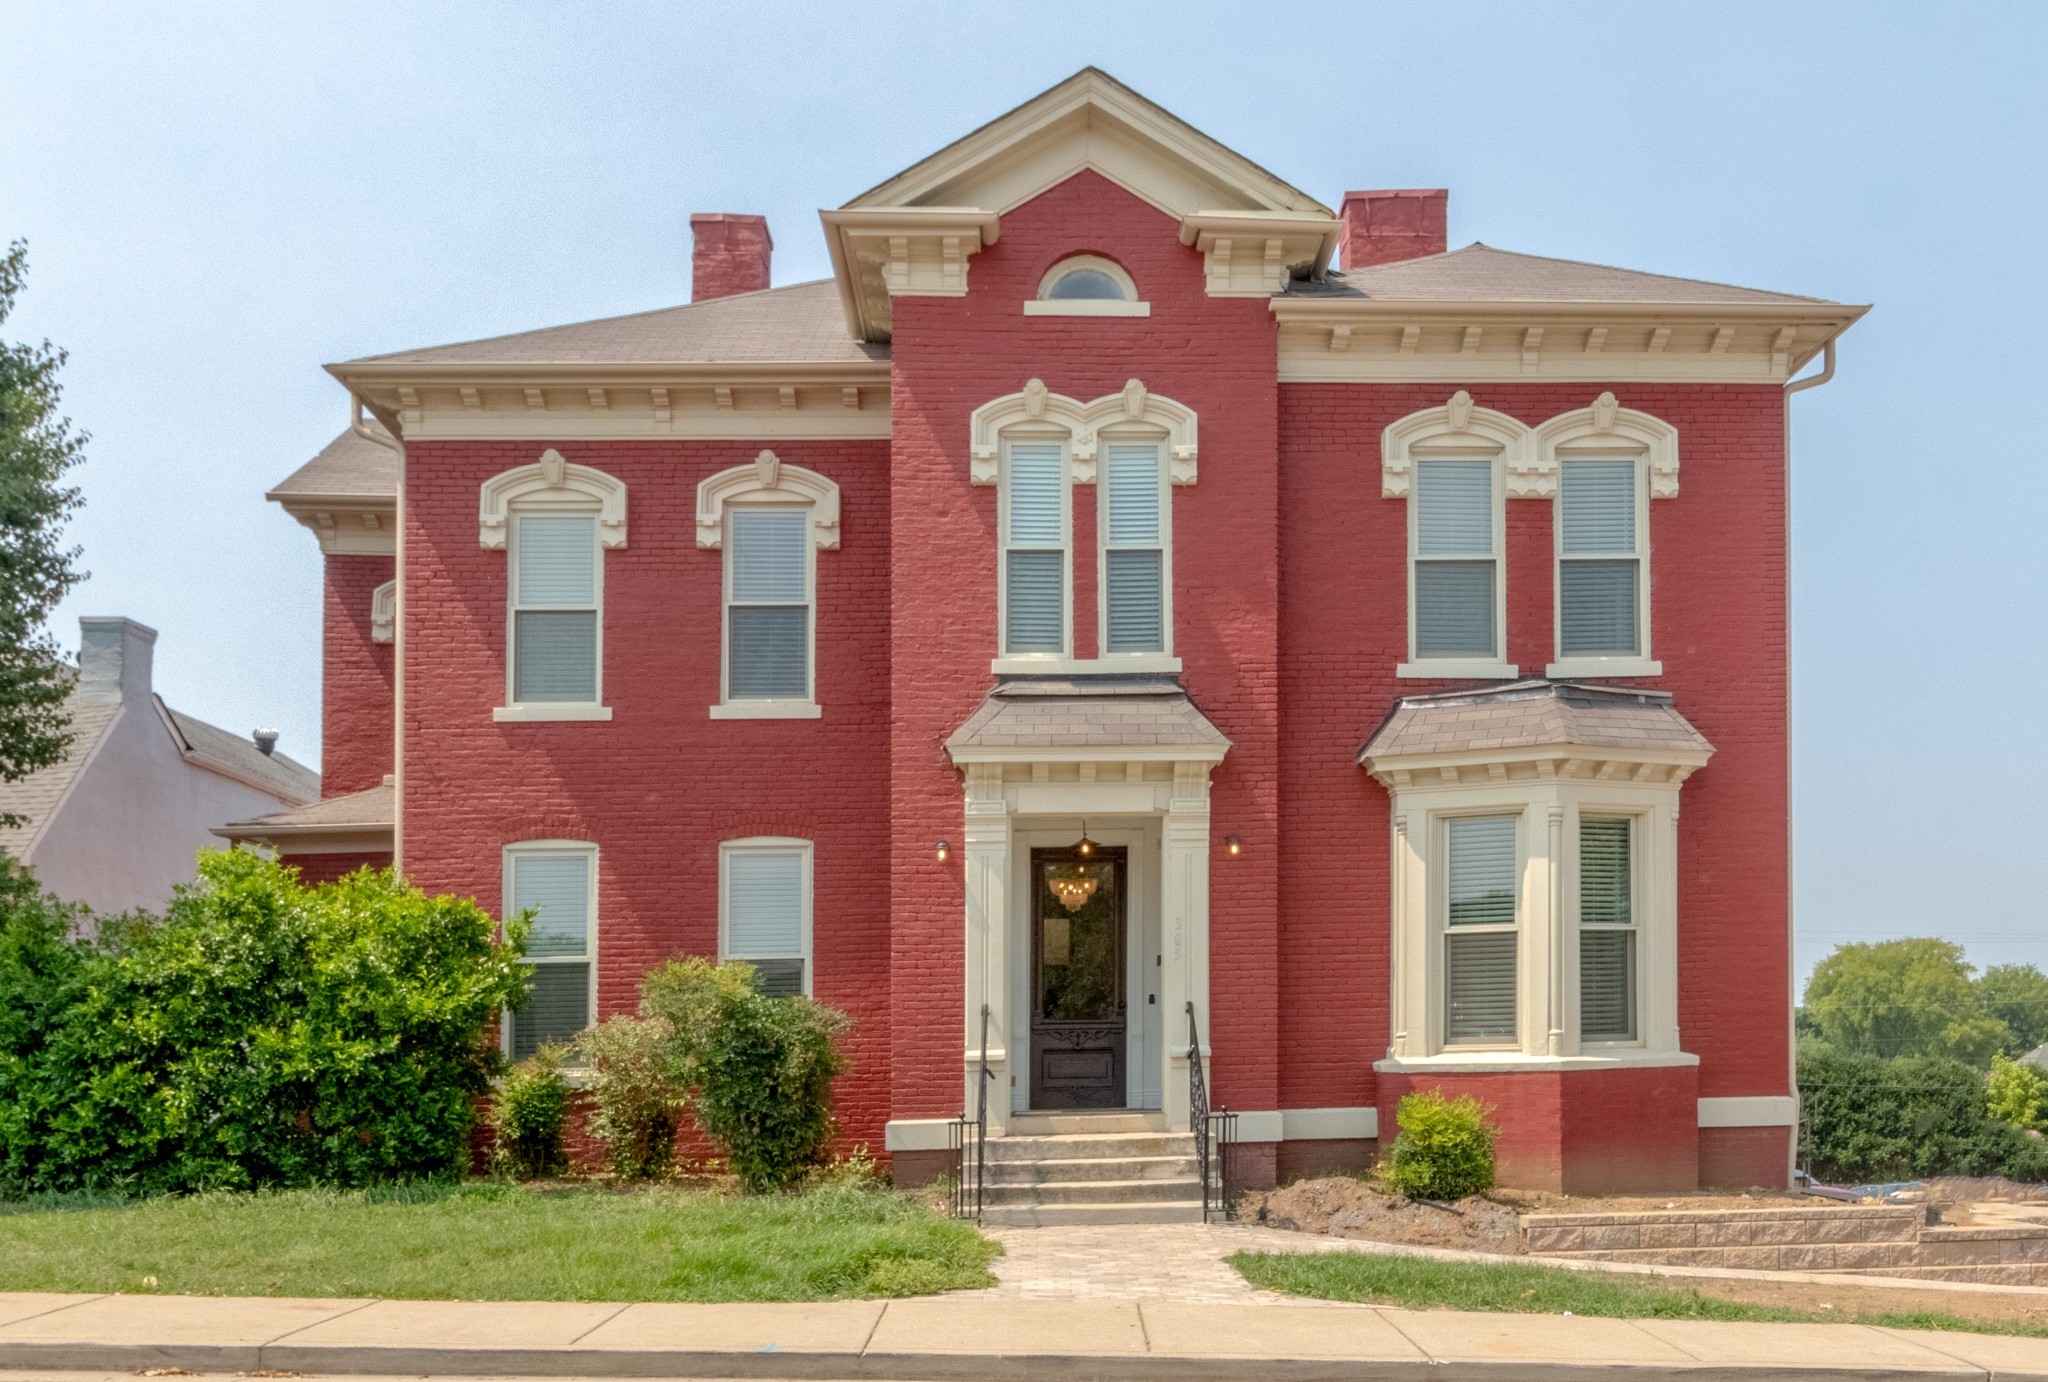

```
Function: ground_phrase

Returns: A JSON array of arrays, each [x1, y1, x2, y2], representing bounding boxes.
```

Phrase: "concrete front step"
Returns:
[[1006, 1111, 1168, 1136], [980, 1199, 1205, 1227], [984, 1131, 1196, 1162], [983, 1176, 1201, 1207], [985, 1155, 1199, 1185]]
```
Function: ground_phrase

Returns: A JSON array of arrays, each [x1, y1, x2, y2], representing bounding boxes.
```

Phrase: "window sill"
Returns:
[[709, 701, 822, 720], [493, 704, 613, 722], [1375, 1050, 1698, 1074], [1546, 658, 1662, 680], [1395, 660, 1519, 681], [991, 654, 1183, 676], [1021, 300, 1151, 317]]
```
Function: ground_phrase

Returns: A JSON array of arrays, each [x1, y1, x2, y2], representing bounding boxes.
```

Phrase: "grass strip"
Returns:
[[0, 1182, 999, 1302], [1231, 1250, 2048, 1339]]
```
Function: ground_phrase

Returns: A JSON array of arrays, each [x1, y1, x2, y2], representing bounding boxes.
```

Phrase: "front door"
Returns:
[[1029, 846, 1127, 1109]]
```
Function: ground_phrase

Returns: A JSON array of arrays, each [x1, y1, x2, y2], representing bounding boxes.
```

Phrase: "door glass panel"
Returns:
[[1036, 859, 1119, 1022]]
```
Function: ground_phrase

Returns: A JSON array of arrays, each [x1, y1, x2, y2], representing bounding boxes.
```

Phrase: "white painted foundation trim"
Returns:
[[1279, 1107, 1379, 1141], [1022, 300, 1152, 317], [492, 704, 614, 722], [1698, 1096, 1799, 1129], [1232, 1111, 1284, 1143], [884, 1118, 960, 1153], [708, 701, 822, 720], [1375, 1052, 1700, 1075]]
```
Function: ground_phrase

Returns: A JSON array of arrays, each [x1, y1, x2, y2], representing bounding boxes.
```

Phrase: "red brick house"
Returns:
[[226, 70, 1865, 1213]]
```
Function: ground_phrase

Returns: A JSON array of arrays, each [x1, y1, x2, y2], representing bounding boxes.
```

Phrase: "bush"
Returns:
[[581, 1015, 685, 1180], [1986, 1055, 2048, 1133], [0, 850, 530, 1195], [1797, 1039, 2048, 1183], [641, 956, 850, 1193], [489, 1043, 571, 1179], [1381, 1090, 1497, 1201]]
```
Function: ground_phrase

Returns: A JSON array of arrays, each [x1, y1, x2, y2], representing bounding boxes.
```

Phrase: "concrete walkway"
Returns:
[[0, 1287, 2045, 1379]]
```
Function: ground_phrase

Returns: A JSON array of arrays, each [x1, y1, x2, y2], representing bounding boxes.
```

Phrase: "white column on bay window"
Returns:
[[1559, 457, 1643, 657], [507, 848, 594, 1058], [1443, 814, 1518, 1045], [1413, 458, 1498, 660], [1003, 442, 1066, 655], [726, 508, 811, 701], [723, 845, 809, 997], [512, 514, 599, 703], [1103, 442, 1165, 654]]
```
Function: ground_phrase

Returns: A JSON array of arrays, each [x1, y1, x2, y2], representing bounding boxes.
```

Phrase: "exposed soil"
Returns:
[[1235, 1179, 1523, 1253]]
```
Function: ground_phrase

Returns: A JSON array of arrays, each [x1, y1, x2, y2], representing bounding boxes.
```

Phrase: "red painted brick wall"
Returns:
[[323, 554, 395, 797], [883, 170, 1283, 1123], [288, 850, 393, 886], [1700, 1126, 1791, 1190], [396, 437, 894, 1154]]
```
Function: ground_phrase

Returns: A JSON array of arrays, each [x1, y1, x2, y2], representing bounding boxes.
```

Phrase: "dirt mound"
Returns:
[[1235, 1177, 1521, 1253]]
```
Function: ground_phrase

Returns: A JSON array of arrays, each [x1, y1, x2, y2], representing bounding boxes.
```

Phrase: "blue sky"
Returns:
[[2, 2, 2042, 987]]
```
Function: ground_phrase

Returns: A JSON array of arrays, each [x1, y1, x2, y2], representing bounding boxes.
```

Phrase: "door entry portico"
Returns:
[[1030, 846, 1127, 1109]]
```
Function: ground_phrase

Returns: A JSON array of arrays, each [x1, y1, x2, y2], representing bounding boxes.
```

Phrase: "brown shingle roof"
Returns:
[[1360, 680, 1714, 764], [268, 426, 398, 502], [216, 783, 392, 838], [947, 676, 1230, 754], [1293, 244, 1830, 306], [339, 279, 884, 368], [164, 706, 319, 804]]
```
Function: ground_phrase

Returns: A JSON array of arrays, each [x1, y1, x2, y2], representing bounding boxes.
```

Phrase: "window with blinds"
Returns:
[[1413, 458, 1497, 659], [1444, 814, 1518, 1044], [1003, 442, 1066, 654], [1559, 457, 1642, 657], [507, 848, 593, 1059], [723, 846, 809, 997], [1579, 815, 1637, 1041], [1103, 442, 1165, 653], [512, 515, 599, 703], [726, 508, 810, 700]]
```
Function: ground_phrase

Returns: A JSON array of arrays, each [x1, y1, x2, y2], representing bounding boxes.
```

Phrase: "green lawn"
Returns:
[[0, 1182, 999, 1302], [1231, 1251, 2048, 1339]]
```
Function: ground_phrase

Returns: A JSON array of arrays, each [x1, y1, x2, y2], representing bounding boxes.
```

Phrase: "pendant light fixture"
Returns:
[[1074, 819, 1095, 857]]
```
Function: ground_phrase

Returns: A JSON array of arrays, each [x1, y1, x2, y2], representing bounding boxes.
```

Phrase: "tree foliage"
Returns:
[[1978, 963, 2048, 1058], [1987, 1055, 2048, 1133], [488, 1042, 572, 1180], [582, 1014, 685, 1180], [1797, 1039, 2048, 1184], [1380, 1090, 1498, 1201], [1802, 938, 2010, 1065], [0, 243, 86, 823]]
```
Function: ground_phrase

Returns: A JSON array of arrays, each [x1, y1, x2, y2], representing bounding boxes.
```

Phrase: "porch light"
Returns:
[[936, 840, 950, 863], [1074, 820, 1095, 856], [1225, 835, 1242, 856]]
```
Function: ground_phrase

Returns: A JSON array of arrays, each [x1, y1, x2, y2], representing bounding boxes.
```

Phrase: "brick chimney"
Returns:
[[76, 616, 156, 705], [691, 214, 773, 301], [1340, 189, 1448, 270]]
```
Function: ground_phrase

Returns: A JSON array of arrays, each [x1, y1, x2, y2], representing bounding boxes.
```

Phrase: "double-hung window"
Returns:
[[1102, 441, 1166, 654], [1558, 457, 1645, 659], [1411, 457, 1501, 665], [1002, 442, 1067, 655], [1443, 815, 1518, 1045], [720, 839, 812, 997], [1578, 816, 1638, 1042], [505, 844, 596, 1058], [511, 514, 600, 705], [725, 508, 811, 703]]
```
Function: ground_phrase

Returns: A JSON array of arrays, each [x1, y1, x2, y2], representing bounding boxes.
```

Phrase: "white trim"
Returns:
[[991, 653, 1183, 677], [708, 701, 821, 720], [500, 839, 599, 1059], [1404, 448, 1510, 674], [969, 379, 1197, 487], [1376, 1052, 1701, 1074], [370, 580, 397, 645], [718, 836, 814, 998], [1096, 436, 1173, 661], [884, 1118, 958, 1153], [1177, 212, 1342, 297], [1232, 1111, 1284, 1143], [1279, 1107, 1379, 1141], [1382, 391, 1537, 500], [1698, 1095, 1799, 1128], [1535, 392, 1681, 499], [998, 435, 1074, 660], [1023, 299, 1151, 317], [1034, 254, 1140, 303], [1397, 660, 1519, 681], [1547, 658, 1664, 680], [478, 450, 626, 550], [1549, 416, 1663, 672], [502, 510, 608, 719], [694, 451, 841, 552], [493, 703, 614, 722]]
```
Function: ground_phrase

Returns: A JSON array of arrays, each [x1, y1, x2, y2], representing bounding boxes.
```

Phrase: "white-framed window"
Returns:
[[1577, 814, 1639, 1044], [1442, 814, 1519, 1046], [503, 841, 597, 1059], [1101, 440, 1168, 655], [1001, 439, 1070, 657], [1024, 255, 1149, 317], [510, 513, 602, 708], [725, 506, 812, 705], [1557, 454, 1649, 664], [1409, 455, 1505, 671], [719, 837, 813, 998]]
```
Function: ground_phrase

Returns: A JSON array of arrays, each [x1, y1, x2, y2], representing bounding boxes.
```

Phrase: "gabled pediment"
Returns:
[[843, 68, 1329, 219]]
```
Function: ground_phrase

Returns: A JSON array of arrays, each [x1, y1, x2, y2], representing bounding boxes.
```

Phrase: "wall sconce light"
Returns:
[[936, 840, 951, 863], [1224, 835, 1242, 857]]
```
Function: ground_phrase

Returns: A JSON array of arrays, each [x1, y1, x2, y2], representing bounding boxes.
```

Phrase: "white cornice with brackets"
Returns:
[[1178, 212, 1342, 298], [819, 207, 1002, 344], [271, 493, 396, 556], [967, 378, 1197, 486]]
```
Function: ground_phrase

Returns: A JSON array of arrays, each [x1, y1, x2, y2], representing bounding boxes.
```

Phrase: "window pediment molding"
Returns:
[[370, 580, 396, 645], [970, 378, 1197, 486], [479, 449, 627, 549], [695, 450, 841, 550], [1536, 392, 1680, 498], [1382, 391, 1538, 498]]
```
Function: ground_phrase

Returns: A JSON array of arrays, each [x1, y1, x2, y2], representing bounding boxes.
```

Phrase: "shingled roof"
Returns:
[[268, 425, 398, 503], [215, 782, 392, 845], [947, 675, 1230, 757], [1360, 680, 1714, 765], [1291, 243, 1831, 306]]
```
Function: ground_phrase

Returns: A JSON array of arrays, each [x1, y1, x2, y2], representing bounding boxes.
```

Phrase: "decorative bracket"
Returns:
[[695, 451, 841, 549], [478, 450, 628, 549]]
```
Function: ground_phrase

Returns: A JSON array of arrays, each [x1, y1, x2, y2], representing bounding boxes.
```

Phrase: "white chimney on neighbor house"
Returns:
[[75, 616, 157, 704]]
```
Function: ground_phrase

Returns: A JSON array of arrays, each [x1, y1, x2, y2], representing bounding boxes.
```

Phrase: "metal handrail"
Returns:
[[950, 1004, 993, 1221], [972, 1002, 991, 1221], [1187, 1001, 1232, 1222]]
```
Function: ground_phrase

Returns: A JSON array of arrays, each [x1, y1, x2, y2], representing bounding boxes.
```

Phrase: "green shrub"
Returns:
[[581, 1015, 685, 1180], [488, 1043, 572, 1179], [1797, 1039, 2048, 1183], [1986, 1055, 2048, 1133], [0, 850, 530, 1195], [1381, 1091, 1497, 1201], [641, 956, 850, 1193]]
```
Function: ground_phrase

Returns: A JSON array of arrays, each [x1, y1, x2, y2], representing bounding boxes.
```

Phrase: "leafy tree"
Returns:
[[1797, 1040, 2048, 1183], [1803, 938, 2010, 1066], [0, 243, 86, 825], [1987, 1054, 2048, 1133], [1977, 963, 2048, 1058]]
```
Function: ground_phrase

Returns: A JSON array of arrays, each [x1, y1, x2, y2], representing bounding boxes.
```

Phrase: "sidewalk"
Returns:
[[0, 1289, 2044, 1379]]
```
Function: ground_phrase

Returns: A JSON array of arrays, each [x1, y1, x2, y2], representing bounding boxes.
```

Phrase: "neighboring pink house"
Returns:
[[231, 70, 1865, 1213]]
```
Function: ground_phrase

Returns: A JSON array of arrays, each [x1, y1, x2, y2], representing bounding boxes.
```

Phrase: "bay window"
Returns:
[[1444, 815, 1519, 1045]]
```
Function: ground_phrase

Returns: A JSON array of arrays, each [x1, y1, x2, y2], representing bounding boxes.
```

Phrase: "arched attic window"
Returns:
[[1024, 256, 1150, 318]]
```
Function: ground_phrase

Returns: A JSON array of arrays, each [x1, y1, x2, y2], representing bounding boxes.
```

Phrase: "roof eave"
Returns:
[[1358, 740, 1715, 773], [1273, 298, 1869, 323]]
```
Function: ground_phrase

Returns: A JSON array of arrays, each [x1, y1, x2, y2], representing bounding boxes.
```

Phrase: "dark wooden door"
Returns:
[[1029, 846, 1127, 1109]]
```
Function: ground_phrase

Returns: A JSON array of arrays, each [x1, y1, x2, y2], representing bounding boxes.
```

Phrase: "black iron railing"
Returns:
[[1186, 1001, 1234, 1222], [949, 1003, 993, 1221]]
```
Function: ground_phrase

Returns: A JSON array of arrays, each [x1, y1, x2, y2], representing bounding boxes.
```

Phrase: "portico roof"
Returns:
[[946, 675, 1230, 762]]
